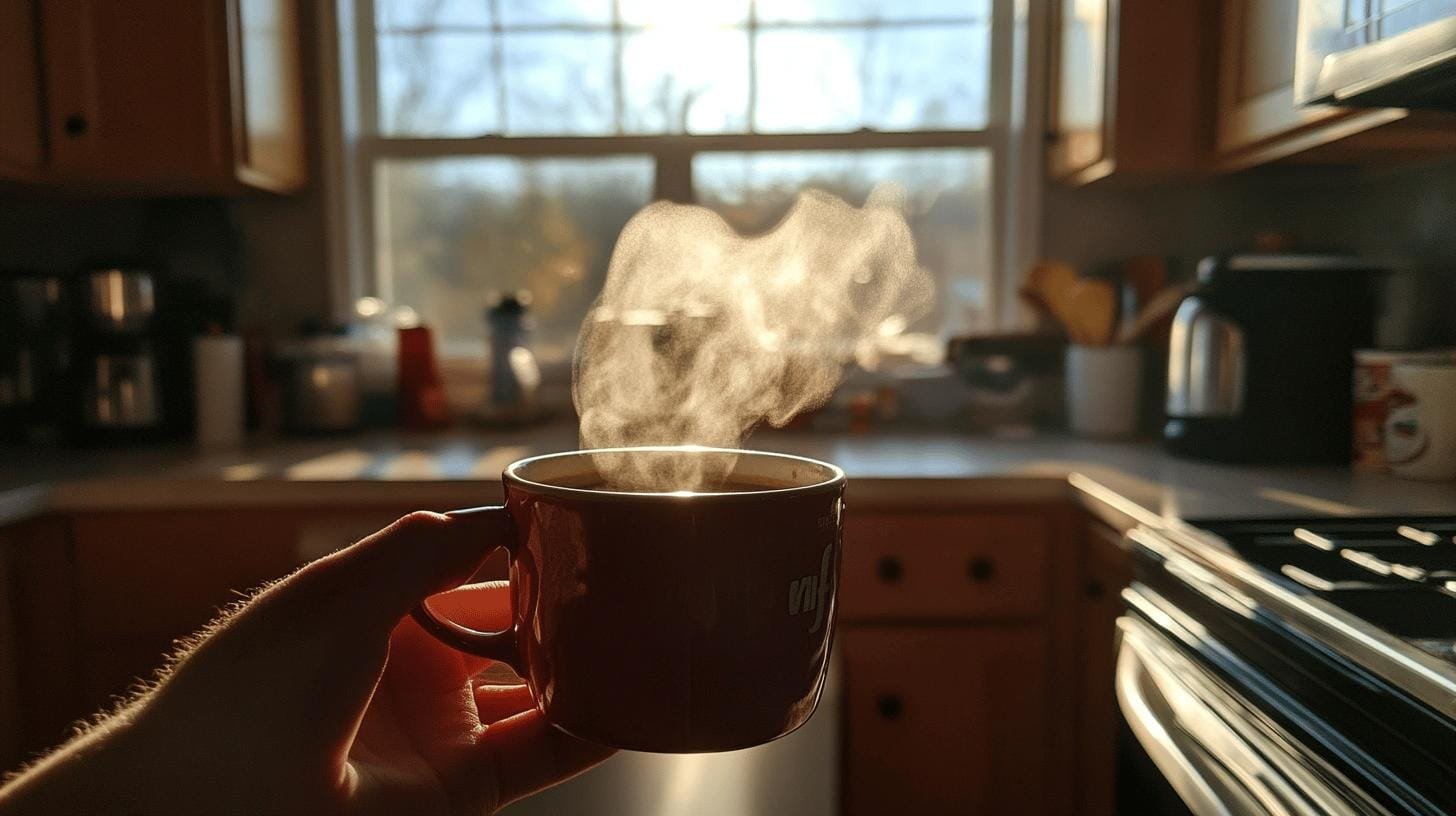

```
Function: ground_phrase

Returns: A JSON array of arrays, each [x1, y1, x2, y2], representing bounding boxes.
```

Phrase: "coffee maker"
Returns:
[[1164, 253, 1381, 463], [0, 273, 69, 443], [69, 265, 170, 444]]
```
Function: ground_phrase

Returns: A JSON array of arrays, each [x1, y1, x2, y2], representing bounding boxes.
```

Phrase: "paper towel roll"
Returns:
[[194, 333, 245, 448]]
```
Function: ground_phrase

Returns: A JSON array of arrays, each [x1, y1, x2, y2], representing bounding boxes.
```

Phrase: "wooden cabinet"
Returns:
[[837, 507, 1080, 815], [0, 0, 46, 181], [841, 626, 1048, 816], [1047, 0, 1211, 184], [0, 516, 82, 771], [65, 507, 425, 706], [1216, 0, 1456, 169], [840, 513, 1048, 622], [1, 0, 304, 193], [0, 506, 434, 763]]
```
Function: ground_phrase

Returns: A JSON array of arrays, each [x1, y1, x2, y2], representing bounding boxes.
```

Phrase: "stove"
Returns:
[[1118, 517, 1456, 815], [1206, 518, 1456, 665]]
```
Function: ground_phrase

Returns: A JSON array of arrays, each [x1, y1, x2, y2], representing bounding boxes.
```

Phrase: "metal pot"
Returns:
[[282, 340, 362, 433]]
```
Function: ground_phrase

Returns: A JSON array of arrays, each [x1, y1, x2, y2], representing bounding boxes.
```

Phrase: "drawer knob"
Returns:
[[63, 114, 88, 137], [968, 556, 995, 582], [876, 555, 903, 584], [876, 693, 904, 721]]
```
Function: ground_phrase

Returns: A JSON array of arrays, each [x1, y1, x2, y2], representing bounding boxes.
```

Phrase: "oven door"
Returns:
[[1116, 611, 1392, 816]]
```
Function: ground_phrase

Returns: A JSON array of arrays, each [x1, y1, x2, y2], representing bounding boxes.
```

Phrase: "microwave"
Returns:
[[1296, 0, 1456, 110]]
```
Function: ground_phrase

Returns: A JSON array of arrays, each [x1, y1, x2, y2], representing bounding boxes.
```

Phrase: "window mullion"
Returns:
[[488, 0, 506, 134], [612, 0, 625, 133], [355, 0, 380, 135], [747, 1, 758, 133], [653, 146, 694, 203]]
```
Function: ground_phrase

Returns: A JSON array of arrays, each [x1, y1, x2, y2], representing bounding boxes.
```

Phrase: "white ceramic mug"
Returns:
[[1065, 345, 1142, 437], [1384, 362, 1456, 481]]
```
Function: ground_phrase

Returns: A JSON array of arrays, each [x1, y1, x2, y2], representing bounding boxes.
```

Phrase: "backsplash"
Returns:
[[5, 157, 1456, 343], [1042, 158, 1456, 347]]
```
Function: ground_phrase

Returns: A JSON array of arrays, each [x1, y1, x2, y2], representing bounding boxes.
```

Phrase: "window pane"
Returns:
[[498, 0, 612, 26], [375, 156, 655, 359], [375, 0, 491, 29], [618, 0, 750, 25], [756, 0, 989, 23], [693, 150, 993, 334], [754, 24, 988, 131], [501, 32, 615, 135], [622, 28, 749, 133], [378, 33, 499, 136], [1057, 0, 1105, 132]]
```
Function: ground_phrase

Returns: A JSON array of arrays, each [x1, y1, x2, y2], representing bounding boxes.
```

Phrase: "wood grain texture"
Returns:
[[0, 516, 85, 768], [841, 626, 1049, 816], [40, 0, 226, 185], [839, 512, 1050, 623], [229, 0, 306, 191], [0, 0, 46, 178], [24, 0, 305, 193], [66, 507, 414, 710], [1048, 0, 1212, 183]]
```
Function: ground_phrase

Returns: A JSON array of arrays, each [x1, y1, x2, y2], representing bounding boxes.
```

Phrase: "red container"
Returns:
[[396, 325, 449, 429]]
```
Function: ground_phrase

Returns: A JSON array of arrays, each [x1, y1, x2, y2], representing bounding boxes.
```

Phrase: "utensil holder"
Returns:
[[1066, 345, 1141, 437]]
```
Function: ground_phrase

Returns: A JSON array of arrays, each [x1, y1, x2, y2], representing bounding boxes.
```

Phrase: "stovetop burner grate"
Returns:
[[1195, 517, 1456, 662]]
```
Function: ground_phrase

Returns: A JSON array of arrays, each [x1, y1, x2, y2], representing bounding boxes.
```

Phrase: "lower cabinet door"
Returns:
[[841, 625, 1049, 816]]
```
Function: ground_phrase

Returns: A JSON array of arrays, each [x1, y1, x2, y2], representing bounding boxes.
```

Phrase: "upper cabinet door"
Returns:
[[1047, 0, 1210, 185], [0, 0, 46, 179], [1215, 0, 1405, 165], [230, 0, 306, 192], [40, 0, 231, 187], [21, 0, 304, 194], [1047, 0, 1113, 180]]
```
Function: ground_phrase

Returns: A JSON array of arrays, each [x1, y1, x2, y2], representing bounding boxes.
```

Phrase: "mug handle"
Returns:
[[410, 505, 523, 672]]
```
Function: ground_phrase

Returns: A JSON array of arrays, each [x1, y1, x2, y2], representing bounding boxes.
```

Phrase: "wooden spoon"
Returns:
[[1067, 278, 1117, 347], [1027, 261, 1082, 341]]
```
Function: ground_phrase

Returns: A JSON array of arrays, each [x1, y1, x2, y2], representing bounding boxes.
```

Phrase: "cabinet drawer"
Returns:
[[68, 508, 416, 706], [841, 626, 1049, 816], [839, 513, 1049, 622]]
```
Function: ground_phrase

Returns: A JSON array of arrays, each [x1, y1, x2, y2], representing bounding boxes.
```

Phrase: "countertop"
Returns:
[[4, 425, 1455, 532]]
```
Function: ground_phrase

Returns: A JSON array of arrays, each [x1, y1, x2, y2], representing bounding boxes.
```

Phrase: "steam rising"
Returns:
[[574, 186, 932, 490]]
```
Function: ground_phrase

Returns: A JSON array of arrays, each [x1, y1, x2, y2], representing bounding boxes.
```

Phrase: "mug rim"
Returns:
[[504, 446, 846, 500]]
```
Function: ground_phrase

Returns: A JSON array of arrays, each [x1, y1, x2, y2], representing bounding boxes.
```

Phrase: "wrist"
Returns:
[[0, 715, 150, 814]]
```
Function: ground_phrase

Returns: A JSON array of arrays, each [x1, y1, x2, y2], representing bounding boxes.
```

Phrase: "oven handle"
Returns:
[[1116, 631, 1237, 816]]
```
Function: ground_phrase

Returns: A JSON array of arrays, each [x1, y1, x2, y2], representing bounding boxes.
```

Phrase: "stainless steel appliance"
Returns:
[[70, 266, 167, 443], [1165, 254, 1382, 463], [281, 339, 362, 434], [1119, 518, 1456, 815], [1296, 0, 1456, 110]]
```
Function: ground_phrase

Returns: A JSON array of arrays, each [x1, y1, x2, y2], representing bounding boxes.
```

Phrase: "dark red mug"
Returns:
[[413, 447, 846, 753]]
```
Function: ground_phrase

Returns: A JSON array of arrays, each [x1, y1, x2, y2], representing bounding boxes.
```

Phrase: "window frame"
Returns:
[[320, 0, 1046, 335]]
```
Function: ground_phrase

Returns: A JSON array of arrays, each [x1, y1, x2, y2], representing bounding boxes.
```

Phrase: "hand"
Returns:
[[0, 512, 613, 816]]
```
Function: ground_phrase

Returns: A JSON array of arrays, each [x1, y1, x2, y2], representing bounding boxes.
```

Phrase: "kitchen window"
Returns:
[[328, 0, 1041, 362]]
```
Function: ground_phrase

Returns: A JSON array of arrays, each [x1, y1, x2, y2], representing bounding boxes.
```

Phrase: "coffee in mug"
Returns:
[[414, 447, 846, 753]]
